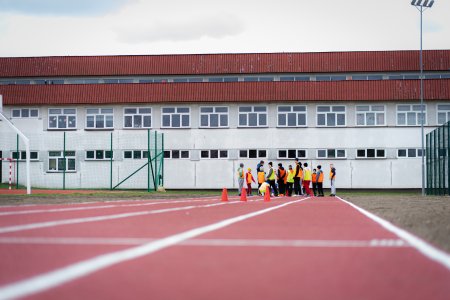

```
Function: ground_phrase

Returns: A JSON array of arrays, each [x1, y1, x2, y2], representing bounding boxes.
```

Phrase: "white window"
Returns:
[[356, 149, 386, 159], [397, 148, 425, 158], [356, 105, 385, 126], [86, 108, 114, 129], [48, 108, 77, 129], [200, 150, 228, 159], [48, 151, 76, 172], [200, 107, 229, 128], [124, 107, 152, 128], [437, 104, 450, 125], [277, 149, 307, 159], [277, 105, 307, 127], [239, 149, 267, 159], [164, 150, 190, 159], [11, 108, 39, 118], [238, 106, 268, 127], [86, 150, 113, 161], [317, 149, 346, 159], [317, 106, 346, 127], [161, 107, 190, 128], [123, 150, 151, 159], [11, 151, 39, 161], [397, 104, 426, 126]]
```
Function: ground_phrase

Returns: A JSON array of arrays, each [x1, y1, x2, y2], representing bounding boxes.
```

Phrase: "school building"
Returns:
[[1, 50, 450, 190]]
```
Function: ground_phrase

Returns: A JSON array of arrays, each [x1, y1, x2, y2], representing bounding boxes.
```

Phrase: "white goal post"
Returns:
[[0, 95, 31, 194]]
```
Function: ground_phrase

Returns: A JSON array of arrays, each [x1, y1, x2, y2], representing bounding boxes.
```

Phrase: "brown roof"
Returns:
[[0, 50, 449, 78], [1, 80, 449, 105]]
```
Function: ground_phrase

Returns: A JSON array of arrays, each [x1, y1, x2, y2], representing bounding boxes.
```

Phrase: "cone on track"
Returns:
[[221, 188, 228, 202], [264, 186, 271, 202], [240, 187, 247, 201]]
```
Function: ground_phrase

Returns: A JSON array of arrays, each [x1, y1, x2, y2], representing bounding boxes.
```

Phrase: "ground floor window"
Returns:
[[398, 148, 425, 158], [86, 150, 113, 160], [239, 149, 267, 159], [317, 149, 346, 159], [48, 151, 76, 172], [278, 149, 307, 159], [356, 149, 386, 159], [164, 150, 190, 159], [200, 150, 228, 159], [11, 151, 39, 161], [123, 150, 150, 159]]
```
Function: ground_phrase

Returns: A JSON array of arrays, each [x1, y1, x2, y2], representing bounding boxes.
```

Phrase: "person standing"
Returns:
[[286, 165, 295, 197], [237, 163, 244, 196], [277, 163, 286, 196], [266, 162, 278, 196], [294, 158, 303, 196], [330, 163, 336, 196], [302, 162, 313, 197], [245, 168, 256, 196], [316, 165, 324, 197], [312, 168, 317, 196], [257, 161, 265, 195]]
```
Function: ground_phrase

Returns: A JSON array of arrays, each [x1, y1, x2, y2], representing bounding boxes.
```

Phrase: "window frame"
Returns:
[[123, 150, 152, 160], [276, 105, 307, 127], [199, 106, 229, 128], [316, 149, 347, 159], [161, 107, 191, 128], [397, 148, 425, 158], [85, 108, 114, 130], [316, 105, 347, 127], [11, 151, 39, 161], [355, 148, 386, 159], [123, 107, 152, 129], [239, 149, 268, 159], [277, 149, 307, 159], [164, 150, 190, 159], [48, 108, 77, 130], [355, 105, 386, 127], [11, 108, 39, 119], [436, 104, 450, 125], [238, 106, 269, 128], [85, 150, 114, 161], [48, 151, 76, 172], [396, 104, 427, 126], [200, 149, 229, 159]]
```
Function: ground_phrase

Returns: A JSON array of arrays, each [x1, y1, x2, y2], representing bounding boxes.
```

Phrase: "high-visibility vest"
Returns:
[[278, 169, 286, 182], [303, 168, 311, 181], [268, 168, 276, 180], [318, 171, 324, 183], [295, 165, 303, 178], [312, 173, 317, 182], [329, 168, 336, 180], [257, 172, 265, 184], [246, 172, 253, 184], [237, 167, 244, 179], [287, 170, 295, 183]]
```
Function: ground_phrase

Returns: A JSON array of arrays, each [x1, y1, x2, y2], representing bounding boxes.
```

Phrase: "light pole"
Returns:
[[411, 0, 435, 196]]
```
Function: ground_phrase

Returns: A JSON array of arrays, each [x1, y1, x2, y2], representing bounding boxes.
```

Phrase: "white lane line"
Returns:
[[0, 198, 220, 216], [0, 198, 308, 300], [0, 236, 409, 248], [336, 196, 450, 270], [0, 200, 250, 234]]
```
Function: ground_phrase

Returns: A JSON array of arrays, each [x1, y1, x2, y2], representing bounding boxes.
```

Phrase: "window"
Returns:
[[238, 106, 268, 127], [278, 149, 307, 159], [85, 150, 113, 160], [356, 105, 385, 126], [48, 151, 76, 172], [164, 150, 190, 159], [317, 149, 346, 159], [161, 107, 190, 128], [239, 149, 267, 159], [11, 108, 39, 118], [317, 106, 346, 127], [316, 76, 331, 81], [398, 148, 425, 158], [124, 107, 152, 128], [123, 150, 151, 159], [356, 149, 386, 159], [48, 108, 77, 129], [437, 104, 450, 125], [200, 107, 229, 128], [397, 104, 426, 126], [86, 108, 114, 129], [11, 151, 39, 161], [277, 106, 307, 127], [200, 150, 228, 159]]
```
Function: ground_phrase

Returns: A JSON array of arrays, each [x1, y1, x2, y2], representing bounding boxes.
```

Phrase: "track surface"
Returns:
[[0, 195, 448, 300]]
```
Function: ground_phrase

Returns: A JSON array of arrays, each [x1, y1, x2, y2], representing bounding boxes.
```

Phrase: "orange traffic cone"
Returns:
[[240, 187, 247, 201], [264, 186, 271, 202], [221, 188, 228, 202]]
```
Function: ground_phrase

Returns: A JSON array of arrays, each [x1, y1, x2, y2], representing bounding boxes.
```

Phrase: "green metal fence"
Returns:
[[426, 121, 449, 195]]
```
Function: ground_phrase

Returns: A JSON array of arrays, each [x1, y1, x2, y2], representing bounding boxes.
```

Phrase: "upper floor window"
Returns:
[[164, 150, 190, 159], [317, 149, 346, 159], [356, 149, 386, 159], [161, 107, 190, 128], [11, 108, 39, 119], [277, 105, 307, 127], [86, 108, 114, 129], [11, 151, 39, 161], [239, 149, 267, 159], [437, 104, 450, 125], [123, 150, 150, 159], [200, 150, 228, 159], [278, 149, 307, 159], [356, 105, 385, 126], [238, 106, 268, 127], [124, 107, 152, 129], [48, 108, 76, 130], [317, 106, 346, 127], [200, 107, 229, 128], [397, 104, 426, 126], [397, 148, 424, 158]]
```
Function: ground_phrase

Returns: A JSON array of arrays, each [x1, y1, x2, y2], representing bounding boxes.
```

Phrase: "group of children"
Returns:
[[237, 159, 337, 198]]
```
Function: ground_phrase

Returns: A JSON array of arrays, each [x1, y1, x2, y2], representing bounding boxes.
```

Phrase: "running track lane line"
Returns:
[[336, 196, 450, 270], [0, 200, 251, 234], [0, 198, 309, 300]]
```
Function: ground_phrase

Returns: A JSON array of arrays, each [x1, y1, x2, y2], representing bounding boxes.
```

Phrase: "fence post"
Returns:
[[448, 122, 450, 195], [161, 133, 164, 187], [154, 131, 158, 191], [148, 129, 151, 192], [110, 132, 113, 190], [63, 131, 66, 190], [16, 134, 19, 189]]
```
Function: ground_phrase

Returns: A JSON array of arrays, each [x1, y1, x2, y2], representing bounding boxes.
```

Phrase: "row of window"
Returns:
[[2, 73, 449, 86], [10, 104, 450, 129]]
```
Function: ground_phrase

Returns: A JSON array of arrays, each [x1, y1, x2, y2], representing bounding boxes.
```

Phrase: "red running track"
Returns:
[[0, 195, 448, 300]]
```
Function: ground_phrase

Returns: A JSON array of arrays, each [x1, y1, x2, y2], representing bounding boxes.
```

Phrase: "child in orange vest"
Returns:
[[246, 168, 256, 196]]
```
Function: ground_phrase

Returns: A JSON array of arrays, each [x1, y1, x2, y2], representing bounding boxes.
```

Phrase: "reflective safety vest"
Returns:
[[312, 173, 317, 183], [278, 169, 286, 182], [303, 168, 311, 181], [295, 165, 303, 178], [257, 172, 265, 184], [268, 168, 276, 181], [237, 167, 244, 179], [287, 170, 295, 183], [329, 168, 336, 180], [246, 172, 253, 184], [318, 171, 324, 183]]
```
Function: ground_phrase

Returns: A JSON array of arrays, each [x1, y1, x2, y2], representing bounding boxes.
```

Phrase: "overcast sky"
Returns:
[[0, 0, 448, 57]]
